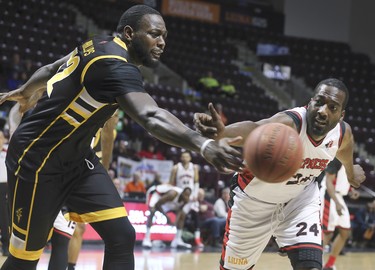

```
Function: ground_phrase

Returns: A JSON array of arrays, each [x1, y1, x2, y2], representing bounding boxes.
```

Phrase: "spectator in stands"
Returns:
[[7, 71, 25, 90], [146, 172, 162, 191], [197, 188, 226, 248], [198, 71, 220, 92], [6, 53, 24, 75], [124, 172, 146, 194], [214, 187, 230, 218], [352, 200, 375, 248], [220, 78, 236, 98], [137, 141, 165, 160], [113, 178, 124, 199], [23, 59, 35, 78]]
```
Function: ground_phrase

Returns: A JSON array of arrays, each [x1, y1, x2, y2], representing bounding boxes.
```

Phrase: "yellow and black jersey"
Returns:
[[7, 35, 145, 175]]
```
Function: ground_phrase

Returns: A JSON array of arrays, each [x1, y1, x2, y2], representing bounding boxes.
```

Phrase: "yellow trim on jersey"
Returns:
[[70, 102, 92, 119], [9, 244, 44, 261], [69, 207, 128, 223], [61, 112, 80, 128], [12, 223, 27, 235], [113, 36, 128, 50], [80, 55, 128, 84]]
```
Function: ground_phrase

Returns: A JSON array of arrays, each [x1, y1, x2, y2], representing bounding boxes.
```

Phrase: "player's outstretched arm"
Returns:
[[116, 93, 243, 173], [0, 53, 71, 113], [336, 122, 366, 188], [194, 103, 296, 147]]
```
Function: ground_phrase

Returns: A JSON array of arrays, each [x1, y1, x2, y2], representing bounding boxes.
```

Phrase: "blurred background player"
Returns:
[[68, 114, 117, 270], [142, 185, 192, 249], [320, 158, 360, 270], [169, 151, 203, 248]]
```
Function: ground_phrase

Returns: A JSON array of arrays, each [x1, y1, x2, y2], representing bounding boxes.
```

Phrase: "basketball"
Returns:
[[243, 123, 303, 183]]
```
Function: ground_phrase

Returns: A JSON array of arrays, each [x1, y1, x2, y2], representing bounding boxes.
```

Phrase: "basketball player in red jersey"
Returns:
[[194, 78, 365, 270]]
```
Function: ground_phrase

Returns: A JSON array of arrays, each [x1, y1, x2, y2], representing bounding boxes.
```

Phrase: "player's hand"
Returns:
[[349, 164, 366, 188], [202, 136, 243, 174], [349, 189, 360, 200], [194, 103, 225, 139], [336, 203, 344, 216]]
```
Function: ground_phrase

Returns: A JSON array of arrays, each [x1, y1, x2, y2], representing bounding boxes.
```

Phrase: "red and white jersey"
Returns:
[[147, 184, 184, 209], [239, 106, 345, 203], [321, 165, 350, 196], [0, 144, 8, 183], [175, 162, 195, 191]]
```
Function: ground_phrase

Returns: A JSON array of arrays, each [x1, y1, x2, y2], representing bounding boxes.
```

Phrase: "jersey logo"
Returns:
[[16, 208, 23, 223], [325, 140, 333, 148], [227, 256, 248, 266], [286, 174, 315, 185]]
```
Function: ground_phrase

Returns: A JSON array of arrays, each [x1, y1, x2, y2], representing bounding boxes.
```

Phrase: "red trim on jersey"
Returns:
[[53, 228, 73, 239], [238, 169, 255, 190], [280, 243, 323, 252], [286, 110, 302, 134], [322, 192, 331, 230], [307, 133, 325, 147], [221, 209, 232, 265]]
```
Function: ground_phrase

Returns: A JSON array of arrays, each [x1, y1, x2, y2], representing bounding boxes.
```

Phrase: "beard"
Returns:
[[132, 38, 159, 68]]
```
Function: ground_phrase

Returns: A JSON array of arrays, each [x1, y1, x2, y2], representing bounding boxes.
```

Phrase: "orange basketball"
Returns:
[[243, 123, 303, 183]]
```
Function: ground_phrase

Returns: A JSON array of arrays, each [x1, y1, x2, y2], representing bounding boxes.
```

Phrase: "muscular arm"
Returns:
[[100, 113, 118, 170], [117, 92, 205, 152], [217, 112, 297, 147], [116, 92, 242, 173], [0, 54, 71, 112], [335, 122, 364, 188]]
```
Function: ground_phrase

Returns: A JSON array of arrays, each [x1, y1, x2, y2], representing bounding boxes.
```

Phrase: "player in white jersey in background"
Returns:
[[142, 184, 192, 248], [319, 158, 360, 270], [194, 78, 365, 270], [169, 151, 203, 248]]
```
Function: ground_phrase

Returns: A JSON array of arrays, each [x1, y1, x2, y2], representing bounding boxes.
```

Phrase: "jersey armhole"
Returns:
[[339, 121, 346, 148], [284, 111, 302, 134]]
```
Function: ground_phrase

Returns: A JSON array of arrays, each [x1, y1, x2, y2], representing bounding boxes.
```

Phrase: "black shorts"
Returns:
[[6, 157, 126, 260]]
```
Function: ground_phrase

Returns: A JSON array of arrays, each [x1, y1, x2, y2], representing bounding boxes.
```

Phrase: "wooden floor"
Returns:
[[1, 245, 374, 270]]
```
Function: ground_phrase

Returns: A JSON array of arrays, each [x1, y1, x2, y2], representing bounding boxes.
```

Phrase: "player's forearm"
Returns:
[[142, 108, 207, 153], [219, 121, 259, 146]]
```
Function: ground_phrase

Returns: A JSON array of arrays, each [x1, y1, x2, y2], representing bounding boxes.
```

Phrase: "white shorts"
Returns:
[[53, 211, 76, 238], [221, 182, 322, 270], [148, 192, 184, 213], [320, 188, 351, 232]]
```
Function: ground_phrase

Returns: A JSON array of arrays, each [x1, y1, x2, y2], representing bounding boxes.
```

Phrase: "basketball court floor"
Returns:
[[1, 244, 373, 270]]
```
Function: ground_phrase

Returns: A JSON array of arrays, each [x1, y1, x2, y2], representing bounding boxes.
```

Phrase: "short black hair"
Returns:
[[116, 5, 161, 33], [314, 78, 349, 109]]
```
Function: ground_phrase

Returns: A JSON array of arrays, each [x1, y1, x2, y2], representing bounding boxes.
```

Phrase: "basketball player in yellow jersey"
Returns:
[[0, 5, 242, 270]]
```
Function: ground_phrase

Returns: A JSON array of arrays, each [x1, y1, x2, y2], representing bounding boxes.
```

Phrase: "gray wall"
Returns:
[[283, 0, 375, 62], [349, 1, 375, 61]]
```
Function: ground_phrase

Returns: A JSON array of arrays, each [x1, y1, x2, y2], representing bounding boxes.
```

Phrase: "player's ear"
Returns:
[[123, 26, 134, 42], [340, 110, 345, 121]]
